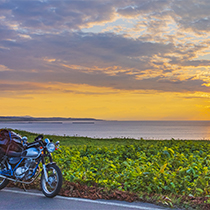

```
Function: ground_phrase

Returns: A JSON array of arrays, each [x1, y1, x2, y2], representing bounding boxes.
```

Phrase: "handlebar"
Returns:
[[34, 135, 44, 141], [23, 135, 44, 149], [27, 141, 41, 148], [22, 135, 59, 150]]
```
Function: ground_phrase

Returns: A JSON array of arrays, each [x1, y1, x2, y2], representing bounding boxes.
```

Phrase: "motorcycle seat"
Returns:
[[7, 151, 22, 157]]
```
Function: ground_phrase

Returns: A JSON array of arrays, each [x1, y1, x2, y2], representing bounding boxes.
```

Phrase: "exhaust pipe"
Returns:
[[0, 167, 41, 184], [0, 174, 17, 182]]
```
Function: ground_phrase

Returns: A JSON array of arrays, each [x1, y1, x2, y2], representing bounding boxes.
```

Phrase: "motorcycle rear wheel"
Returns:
[[40, 164, 62, 198], [0, 163, 9, 190]]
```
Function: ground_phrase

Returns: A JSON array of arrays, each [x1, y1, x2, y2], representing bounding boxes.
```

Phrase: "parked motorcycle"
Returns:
[[0, 129, 62, 198]]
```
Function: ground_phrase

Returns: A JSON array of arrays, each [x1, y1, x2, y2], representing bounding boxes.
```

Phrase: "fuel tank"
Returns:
[[21, 148, 41, 159]]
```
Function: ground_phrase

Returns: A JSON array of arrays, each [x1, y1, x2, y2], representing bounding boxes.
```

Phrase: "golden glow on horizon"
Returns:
[[1, 83, 210, 120]]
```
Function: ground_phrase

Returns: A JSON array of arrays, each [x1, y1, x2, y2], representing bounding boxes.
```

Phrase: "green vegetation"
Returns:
[[53, 140, 210, 197], [9, 130, 210, 208]]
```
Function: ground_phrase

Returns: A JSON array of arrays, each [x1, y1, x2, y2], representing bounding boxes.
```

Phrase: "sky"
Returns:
[[0, 0, 210, 120]]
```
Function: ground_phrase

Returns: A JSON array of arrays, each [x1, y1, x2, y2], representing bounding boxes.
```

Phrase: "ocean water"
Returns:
[[0, 120, 210, 140]]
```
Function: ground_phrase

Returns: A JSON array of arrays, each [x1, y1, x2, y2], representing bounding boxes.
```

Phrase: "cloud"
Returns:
[[0, 0, 210, 95], [0, 0, 116, 32], [0, 31, 174, 70], [117, 0, 210, 34], [180, 60, 210, 67], [0, 29, 209, 93], [117, 0, 169, 17], [0, 82, 42, 91], [171, 0, 210, 33], [0, 65, 209, 94]]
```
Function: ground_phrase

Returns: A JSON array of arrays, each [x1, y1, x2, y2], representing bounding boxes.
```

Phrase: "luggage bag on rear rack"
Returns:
[[0, 129, 23, 158]]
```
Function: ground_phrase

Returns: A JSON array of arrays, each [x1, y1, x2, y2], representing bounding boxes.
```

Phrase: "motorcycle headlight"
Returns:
[[46, 142, 55, 153]]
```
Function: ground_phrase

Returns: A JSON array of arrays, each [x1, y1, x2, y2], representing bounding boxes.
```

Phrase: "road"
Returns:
[[0, 188, 180, 210]]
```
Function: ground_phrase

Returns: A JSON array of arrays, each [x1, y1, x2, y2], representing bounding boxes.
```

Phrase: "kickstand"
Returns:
[[22, 183, 27, 192]]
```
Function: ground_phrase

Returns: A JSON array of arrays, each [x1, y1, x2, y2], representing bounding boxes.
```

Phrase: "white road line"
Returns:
[[2, 189, 166, 210]]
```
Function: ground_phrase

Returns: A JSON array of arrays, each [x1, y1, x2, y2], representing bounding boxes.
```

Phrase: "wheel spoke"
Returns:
[[42, 166, 59, 193], [41, 164, 62, 198]]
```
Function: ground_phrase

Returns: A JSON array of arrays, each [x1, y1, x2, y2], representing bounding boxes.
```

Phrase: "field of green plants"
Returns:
[[10, 130, 210, 208], [52, 140, 210, 197]]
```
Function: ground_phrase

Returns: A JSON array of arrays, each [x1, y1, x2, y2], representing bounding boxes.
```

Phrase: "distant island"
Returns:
[[0, 116, 103, 122]]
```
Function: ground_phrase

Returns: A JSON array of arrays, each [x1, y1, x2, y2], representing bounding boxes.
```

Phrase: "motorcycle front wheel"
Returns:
[[40, 164, 62, 198], [0, 162, 9, 190]]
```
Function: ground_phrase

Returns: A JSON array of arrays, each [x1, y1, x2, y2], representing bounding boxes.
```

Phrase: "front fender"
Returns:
[[42, 162, 56, 175], [46, 162, 56, 167]]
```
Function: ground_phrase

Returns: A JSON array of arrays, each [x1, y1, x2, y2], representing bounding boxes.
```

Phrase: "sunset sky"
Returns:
[[0, 0, 210, 120]]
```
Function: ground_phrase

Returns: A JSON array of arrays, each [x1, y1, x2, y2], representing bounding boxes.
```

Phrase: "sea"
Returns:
[[0, 120, 210, 140]]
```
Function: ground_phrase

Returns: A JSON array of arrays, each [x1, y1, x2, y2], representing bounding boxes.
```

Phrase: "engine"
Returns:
[[14, 158, 37, 180]]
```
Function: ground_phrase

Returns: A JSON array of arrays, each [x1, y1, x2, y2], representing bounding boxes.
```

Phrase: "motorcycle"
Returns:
[[0, 129, 62, 198]]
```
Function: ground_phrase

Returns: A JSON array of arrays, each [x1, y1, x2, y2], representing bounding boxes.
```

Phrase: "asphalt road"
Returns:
[[0, 188, 180, 210]]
